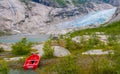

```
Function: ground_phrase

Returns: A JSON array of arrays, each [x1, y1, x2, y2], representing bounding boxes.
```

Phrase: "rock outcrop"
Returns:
[[110, 6, 120, 22], [33, 0, 120, 7], [0, 0, 25, 33]]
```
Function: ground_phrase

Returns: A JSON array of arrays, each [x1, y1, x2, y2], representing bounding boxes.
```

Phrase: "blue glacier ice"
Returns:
[[56, 8, 117, 30]]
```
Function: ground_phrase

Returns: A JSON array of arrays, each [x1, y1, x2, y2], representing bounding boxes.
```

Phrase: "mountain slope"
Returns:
[[0, 0, 119, 35], [35, 0, 120, 7]]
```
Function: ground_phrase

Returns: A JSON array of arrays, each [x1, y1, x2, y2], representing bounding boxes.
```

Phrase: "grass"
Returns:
[[52, 56, 80, 74], [49, 21, 120, 74], [0, 61, 9, 74]]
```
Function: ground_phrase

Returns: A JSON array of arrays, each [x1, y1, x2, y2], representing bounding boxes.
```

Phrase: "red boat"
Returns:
[[24, 54, 40, 70]]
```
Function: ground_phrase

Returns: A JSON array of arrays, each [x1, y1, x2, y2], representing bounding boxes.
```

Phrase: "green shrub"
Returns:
[[11, 38, 33, 55], [42, 39, 54, 59], [0, 47, 4, 52], [53, 56, 80, 74], [0, 61, 9, 74]]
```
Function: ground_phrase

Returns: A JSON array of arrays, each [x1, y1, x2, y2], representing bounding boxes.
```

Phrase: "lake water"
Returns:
[[0, 34, 50, 43]]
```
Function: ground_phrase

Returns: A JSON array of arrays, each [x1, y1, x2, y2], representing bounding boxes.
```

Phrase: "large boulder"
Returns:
[[32, 44, 70, 57], [53, 46, 70, 57]]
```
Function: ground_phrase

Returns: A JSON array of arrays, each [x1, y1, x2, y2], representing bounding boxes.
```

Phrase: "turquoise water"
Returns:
[[57, 8, 116, 29], [0, 34, 50, 43]]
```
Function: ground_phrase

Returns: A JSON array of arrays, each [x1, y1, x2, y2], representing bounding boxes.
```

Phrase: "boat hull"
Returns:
[[23, 54, 40, 70]]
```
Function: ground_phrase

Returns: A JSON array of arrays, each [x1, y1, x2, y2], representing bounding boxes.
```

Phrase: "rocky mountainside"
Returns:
[[110, 6, 120, 22], [36, 0, 120, 7], [0, 0, 120, 35]]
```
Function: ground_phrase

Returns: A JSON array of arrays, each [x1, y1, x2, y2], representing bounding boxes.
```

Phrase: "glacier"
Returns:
[[56, 8, 117, 30]]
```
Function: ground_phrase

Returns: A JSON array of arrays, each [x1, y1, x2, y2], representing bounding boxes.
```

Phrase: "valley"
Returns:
[[0, 0, 120, 74]]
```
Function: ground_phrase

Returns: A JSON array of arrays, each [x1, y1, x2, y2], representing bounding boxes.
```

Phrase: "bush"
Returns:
[[53, 56, 80, 74], [42, 39, 54, 59], [0, 47, 4, 52], [0, 61, 9, 74], [11, 38, 33, 55]]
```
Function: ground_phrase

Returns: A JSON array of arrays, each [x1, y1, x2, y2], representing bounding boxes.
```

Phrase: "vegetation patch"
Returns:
[[53, 56, 80, 74], [11, 38, 33, 55], [0, 61, 9, 74]]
